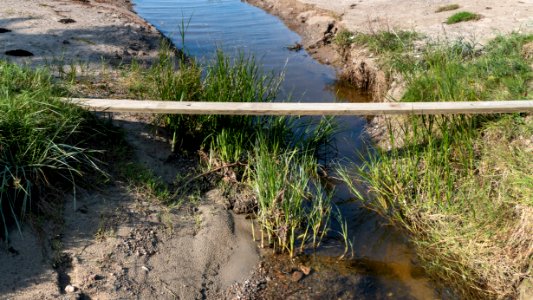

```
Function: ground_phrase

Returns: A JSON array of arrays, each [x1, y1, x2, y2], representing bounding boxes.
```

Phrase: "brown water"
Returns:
[[132, 0, 440, 298]]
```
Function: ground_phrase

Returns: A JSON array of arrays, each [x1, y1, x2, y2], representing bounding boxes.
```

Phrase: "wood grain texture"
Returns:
[[66, 98, 533, 115]]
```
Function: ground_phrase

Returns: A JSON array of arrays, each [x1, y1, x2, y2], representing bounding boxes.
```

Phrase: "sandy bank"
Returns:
[[0, 0, 160, 68], [0, 1, 260, 299], [300, 0, 532, 41], [248, 0, 533, 99]]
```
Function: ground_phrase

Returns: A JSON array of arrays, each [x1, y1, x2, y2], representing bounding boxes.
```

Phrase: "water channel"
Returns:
[[132, 0, 440, 298]]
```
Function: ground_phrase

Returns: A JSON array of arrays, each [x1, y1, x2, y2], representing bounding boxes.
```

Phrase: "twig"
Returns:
[[179, 161, 248, 188]]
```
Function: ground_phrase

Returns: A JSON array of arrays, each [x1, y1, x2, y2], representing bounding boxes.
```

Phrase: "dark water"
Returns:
[[132, 0, 438, 298]]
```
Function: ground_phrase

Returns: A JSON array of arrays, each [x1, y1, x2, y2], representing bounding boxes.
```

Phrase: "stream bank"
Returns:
[[1, 1, 262, 299], [245, 0, 533, 299]]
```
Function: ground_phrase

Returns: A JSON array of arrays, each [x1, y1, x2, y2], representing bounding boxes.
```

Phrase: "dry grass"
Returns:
[[435, 4, 460, 13], [340, 33, 533, 299]]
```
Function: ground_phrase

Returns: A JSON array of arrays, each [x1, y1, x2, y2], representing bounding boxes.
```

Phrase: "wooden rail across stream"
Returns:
[[67, 98, 533, 116]]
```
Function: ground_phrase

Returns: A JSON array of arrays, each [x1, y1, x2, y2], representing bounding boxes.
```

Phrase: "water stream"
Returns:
[[132, 0, 439, 298]]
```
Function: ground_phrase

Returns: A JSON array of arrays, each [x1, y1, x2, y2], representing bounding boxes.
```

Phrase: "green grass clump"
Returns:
[[435, 4, 460, 13], [352, 30, 421, 54], [400, 34, 533, 102], [334, 29, 355, 47], [340, 34, 533, 298], [0, 61, 113, 240], [446, 11, 481, 24], [253, 138, 332, 257], [334, 29, 421, 54], [125, 41, 281, 152], [123, 41, 342, 257]]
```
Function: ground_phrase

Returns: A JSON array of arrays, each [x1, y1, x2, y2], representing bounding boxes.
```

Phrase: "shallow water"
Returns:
[[132, 0, 439, 298], [133, 0, 369, 103]]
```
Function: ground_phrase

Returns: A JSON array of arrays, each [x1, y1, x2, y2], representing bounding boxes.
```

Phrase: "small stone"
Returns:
[[290, 271, 304, 282], [58, 18, 76, 24], [299, 265, 311, 275], [142, 265, 150, 272], [65, 285, 76, 293], [93, 274, 105, 281]]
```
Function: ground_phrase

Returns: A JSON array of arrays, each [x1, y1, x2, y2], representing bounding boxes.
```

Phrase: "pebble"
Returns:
[[299, 265, 312, 275], [142, 265, 150, 272], [291, 271, 304, 282], [65, 285, 76, 293]]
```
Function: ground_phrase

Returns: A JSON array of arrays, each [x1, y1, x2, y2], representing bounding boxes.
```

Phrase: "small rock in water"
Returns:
[[65, 285, 77, 293], [291, 271, 304, 282], [287, 42, 303, 52], [0, 28, 11, 33]]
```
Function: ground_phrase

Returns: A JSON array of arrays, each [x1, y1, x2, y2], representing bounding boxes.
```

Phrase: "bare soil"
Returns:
[[0, 113, 261, 299], [0, 0, 160, 68], [0, 1, 261, 299]]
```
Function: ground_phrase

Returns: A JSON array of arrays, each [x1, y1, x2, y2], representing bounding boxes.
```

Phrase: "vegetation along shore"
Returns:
[[1, 0, 532, 299]]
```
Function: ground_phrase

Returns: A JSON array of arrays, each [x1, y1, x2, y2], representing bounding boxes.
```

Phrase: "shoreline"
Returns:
[[1, 0, 531, 299], [247, 0, 533, 101], [0, 1, 262, 299], [244, 0, 532, 299]]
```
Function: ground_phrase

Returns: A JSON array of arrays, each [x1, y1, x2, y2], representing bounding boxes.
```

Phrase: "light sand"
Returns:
[[0, 0, 160, 68], [299, 0, 532, 42]]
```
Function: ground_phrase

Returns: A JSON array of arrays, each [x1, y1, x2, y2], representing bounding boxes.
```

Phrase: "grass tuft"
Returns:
[[339, 33, 533, 298], [352, 30, 422, 54], [122, 41, 343, 257], [0, 61, 114, 240], [435, 4, 460, 13], [446, 11, 482, 24], [334, 29, 355, 48]]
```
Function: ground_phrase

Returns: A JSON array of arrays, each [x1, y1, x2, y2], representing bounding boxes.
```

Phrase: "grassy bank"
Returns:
[[120, 42, 342, 257], [0, 61, 116, 240], [1, 39, 343, 257], [337, 32, 532, 298]]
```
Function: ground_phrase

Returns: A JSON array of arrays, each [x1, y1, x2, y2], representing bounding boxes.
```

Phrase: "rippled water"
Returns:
[[132, 0, 439, 298], [133, 0, 369, 103]]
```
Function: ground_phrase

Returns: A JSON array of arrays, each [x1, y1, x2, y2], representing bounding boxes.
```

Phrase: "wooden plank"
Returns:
[[66, 98, 533, 116]]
